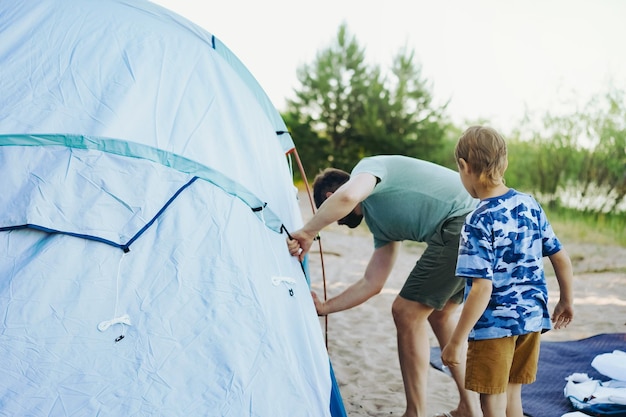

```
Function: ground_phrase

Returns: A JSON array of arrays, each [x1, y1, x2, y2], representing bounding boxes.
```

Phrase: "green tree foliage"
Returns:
[[522, 113, 584, 207], [375, 47, 450, 163], [284, 23, 449, 175], [280, 22, 624, 220], [503, 136, 540, 192], [578, 90, 626, 213], [285, 23, 373, 172], [505, 90, 626, 214]]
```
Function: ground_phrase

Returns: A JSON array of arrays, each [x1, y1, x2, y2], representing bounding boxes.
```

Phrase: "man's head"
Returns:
[[312, 167, 363, 228], [312, 168, 350, 208]]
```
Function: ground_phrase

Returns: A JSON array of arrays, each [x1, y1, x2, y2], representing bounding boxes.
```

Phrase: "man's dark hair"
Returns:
[[312, 168, 350, 208]]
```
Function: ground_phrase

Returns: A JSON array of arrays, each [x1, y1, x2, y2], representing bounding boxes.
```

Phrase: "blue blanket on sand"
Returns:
[[429, 333, 626, 417]]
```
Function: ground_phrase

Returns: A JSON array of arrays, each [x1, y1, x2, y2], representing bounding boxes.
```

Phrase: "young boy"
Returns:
[[441, 125, 575, 417]]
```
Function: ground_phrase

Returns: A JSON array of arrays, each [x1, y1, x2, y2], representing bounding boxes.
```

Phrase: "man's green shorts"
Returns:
[[398, 215, 466, 310]]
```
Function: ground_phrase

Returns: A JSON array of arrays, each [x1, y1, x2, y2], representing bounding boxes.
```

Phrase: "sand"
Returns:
[[297, 192, 626, 417]]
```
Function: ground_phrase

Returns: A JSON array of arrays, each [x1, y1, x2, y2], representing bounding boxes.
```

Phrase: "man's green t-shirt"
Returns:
[[351, 155, 477, 248]]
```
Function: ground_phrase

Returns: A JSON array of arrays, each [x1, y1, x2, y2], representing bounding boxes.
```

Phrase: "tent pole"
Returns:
[[288, 147, 329, 350]]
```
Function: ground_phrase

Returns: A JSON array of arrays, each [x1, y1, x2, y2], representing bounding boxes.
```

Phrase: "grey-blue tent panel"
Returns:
[[0, 136, 286, 245]]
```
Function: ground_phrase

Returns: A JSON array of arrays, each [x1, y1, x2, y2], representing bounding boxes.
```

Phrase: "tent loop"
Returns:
[[251, 202, 267, 212], [280, 224, 294, 240], [98, 314, 132, 332], [97, 252, 132, 342], [271, 276, 296, 297], [261, 210, 296, 297]]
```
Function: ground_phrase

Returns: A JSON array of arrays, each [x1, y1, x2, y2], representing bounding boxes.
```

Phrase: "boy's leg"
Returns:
[[507, 332, 540, 417], [468, 335, 538, 417], [466, 338, 514, 417], [429, 301, 481, 417], [479, 392, 507, 417], [505, 383, 523, 417]]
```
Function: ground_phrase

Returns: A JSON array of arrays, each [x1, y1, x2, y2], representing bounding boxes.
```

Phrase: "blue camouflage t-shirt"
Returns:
[[456, 188, 562, 340]]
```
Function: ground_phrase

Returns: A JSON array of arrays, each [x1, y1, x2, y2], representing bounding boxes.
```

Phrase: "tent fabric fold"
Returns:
[[0, 0, 346, 415]]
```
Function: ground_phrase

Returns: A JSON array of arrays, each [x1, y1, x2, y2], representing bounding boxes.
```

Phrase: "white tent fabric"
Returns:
[[0, 1, 339, 415]]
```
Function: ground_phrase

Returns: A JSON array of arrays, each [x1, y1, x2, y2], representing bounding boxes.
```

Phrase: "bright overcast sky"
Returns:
[[152, 0, 626, 133]]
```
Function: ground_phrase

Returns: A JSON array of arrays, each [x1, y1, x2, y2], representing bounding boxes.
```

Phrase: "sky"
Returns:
[[152, 0, 626, 133]]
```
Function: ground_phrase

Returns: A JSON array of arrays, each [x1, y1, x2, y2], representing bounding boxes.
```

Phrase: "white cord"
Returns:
[[98, 314, 132, 331], [98, 252, 132, 339], [271, 276, 296, 286], [260, 210, 295, 296]]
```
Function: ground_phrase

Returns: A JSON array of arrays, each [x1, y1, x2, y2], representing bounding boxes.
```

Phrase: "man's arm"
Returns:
[[312, 241, 400, 315], [288, 172, 378, 260]]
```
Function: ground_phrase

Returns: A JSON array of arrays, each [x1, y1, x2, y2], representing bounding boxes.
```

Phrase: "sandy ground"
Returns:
[[297, 192, 626, 417]]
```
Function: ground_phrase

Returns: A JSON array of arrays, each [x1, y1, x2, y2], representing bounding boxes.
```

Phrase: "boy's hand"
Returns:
[[441, 341, 464, 369], [551, 299, 574, 329]]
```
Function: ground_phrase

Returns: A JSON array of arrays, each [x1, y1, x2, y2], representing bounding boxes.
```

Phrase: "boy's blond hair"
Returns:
[[455, 125, 508, 186]]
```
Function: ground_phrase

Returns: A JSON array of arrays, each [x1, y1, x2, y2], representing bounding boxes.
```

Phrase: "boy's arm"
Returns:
[[441, 277, 492, 368], [548, 248, 575, 329]]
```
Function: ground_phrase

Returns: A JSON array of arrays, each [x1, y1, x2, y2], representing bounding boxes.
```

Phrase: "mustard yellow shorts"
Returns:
[[465, 332, 541, 394]]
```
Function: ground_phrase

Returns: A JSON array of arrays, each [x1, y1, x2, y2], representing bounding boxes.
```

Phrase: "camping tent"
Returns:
[[0, 1, 346, 415]]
